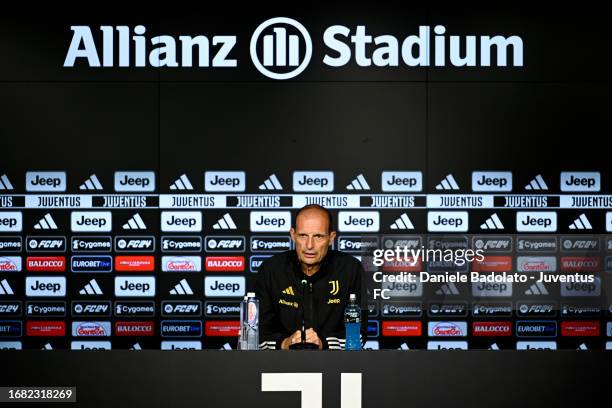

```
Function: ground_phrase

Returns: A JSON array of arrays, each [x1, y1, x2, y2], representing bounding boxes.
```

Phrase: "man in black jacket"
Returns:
[[256, 204, 367, 350]]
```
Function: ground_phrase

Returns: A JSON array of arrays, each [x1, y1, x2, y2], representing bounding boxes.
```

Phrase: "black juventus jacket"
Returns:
[[256, 249, 368, 350]]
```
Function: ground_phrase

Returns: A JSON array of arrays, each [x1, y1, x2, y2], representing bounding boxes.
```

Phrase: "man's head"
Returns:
[[290, 204, 336, 268]]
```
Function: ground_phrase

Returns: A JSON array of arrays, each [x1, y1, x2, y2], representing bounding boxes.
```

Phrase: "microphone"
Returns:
[[300, 279, 308, 343], [289, 278, 319, 350]]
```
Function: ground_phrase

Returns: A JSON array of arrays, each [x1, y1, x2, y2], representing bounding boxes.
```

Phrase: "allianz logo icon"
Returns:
[[292, 171, 334, 192], [204, 171, 245, 192], [250, 17, 312, 80], [25, 172, 66, 192], [71, 211, 112, 232], [250, 211, 291, 232], [471, 171, 512, 192], [338, 211, 379, 232], [114, 171, 155, 192], [381, 171, 422, 192], [560, 172, 600, 192], [161, 211, 202, 232], [516, 212, 557, 232]]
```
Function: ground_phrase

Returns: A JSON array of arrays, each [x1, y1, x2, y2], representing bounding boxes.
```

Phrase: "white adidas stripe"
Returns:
[[390, 213, 414, 230], [79, 279, 102, 295], [123, 213, 146, 229], [0, 279, 14, 295], [525, 174, 548, 190], [79, 174, 103, 190], [259, 174, 282, 190], [525, 282, 548, 295], [480, 213, 504, 229], [170, 279, 193, 295], [436, 283, 459, 295], [170, 174, 194, 190], [569, 213, 592, 230], [0, 174, 14, 190], [213, 213, 237, 230], [34, 213, 57, 230], [435, 174, 460, 190], [346, 174, 370, 190]]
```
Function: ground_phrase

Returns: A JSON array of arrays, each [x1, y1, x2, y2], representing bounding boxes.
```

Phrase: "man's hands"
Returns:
[[280, 328, 323, 350]]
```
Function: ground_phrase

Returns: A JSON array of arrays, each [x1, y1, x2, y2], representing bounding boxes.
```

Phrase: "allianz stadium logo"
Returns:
[[64, 18, 524, 80]]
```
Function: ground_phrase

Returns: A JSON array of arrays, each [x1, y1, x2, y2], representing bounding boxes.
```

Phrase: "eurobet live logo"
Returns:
[[64, 17, 524, 80]]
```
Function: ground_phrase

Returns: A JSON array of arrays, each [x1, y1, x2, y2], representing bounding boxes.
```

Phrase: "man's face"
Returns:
[[290, 209, 336, 268]]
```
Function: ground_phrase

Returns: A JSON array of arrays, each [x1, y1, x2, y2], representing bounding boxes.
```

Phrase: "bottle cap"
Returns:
[[247, 292, 256, 298], [349, 293, 356, 300]]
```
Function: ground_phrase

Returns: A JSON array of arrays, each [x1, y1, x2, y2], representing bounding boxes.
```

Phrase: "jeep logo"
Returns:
[[26, 172, 66, 192], [338, 212, 379, 232], [71, 212, 112, 232], [293, 171, 334, 192], [114, 171, 155, 192], [161, 212, 202, 232], [250, 212, 291, 232], [382, 171, 422, 192], [428, 212, 468, 232], [516, 212, 557, 232], [204, 171, 245, 192], [472, 172, 512, 192], [560, 172, 600, 192], [0, 212, 22, 232], [26, 277, 66, 297]]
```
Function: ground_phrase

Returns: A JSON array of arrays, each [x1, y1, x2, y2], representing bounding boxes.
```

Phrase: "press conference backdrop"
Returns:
[[0, 4, 611, 351]]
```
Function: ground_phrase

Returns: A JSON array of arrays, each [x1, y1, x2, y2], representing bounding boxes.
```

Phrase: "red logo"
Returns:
[[382, 257, 422, 272], [0, 257, 19, 272], [472, 256, 512, 272], [26, 256, 65, 272], [560, 257, 600, 272], [205, 321, 240, 336], [26, 321, 66, 336], [560, 321, 600, 337], [205, 257, 245, 272], [472, 322, 512, 337], [114, 256, 155, 272], [115, 321, 155, 336], [382, 321, 422, 336]]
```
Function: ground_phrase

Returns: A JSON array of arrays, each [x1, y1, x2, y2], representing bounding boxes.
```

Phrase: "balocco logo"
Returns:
[[250, 17, 313, 80]]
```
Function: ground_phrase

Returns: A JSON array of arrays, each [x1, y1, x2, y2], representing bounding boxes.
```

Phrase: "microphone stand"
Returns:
[[289, 279, 319, 350]]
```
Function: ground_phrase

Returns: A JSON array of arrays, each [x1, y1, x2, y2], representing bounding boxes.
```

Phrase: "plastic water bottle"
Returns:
[[344, 293, 361, 350], [239, 292, 259, 350]]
